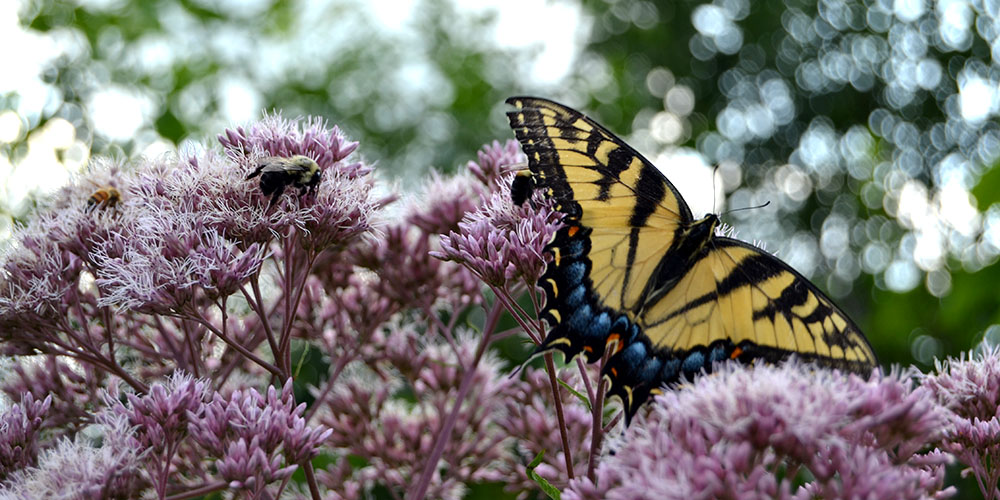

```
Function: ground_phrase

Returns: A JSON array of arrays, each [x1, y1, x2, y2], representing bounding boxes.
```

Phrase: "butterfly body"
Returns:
[[638, 213, 718, 315], [506, 96, 877, 424]]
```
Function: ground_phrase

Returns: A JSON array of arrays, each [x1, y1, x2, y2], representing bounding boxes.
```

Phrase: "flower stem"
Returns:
[[245, 275, 281, 359], [164, 481, 229, 500], [408, 299, 504, 500], [303, 460, 322, 500], [576, 357, 595, 405], [544, 353, 575, 479], [304, 347, 356, 423], [187, 309, 283, 378], [586, 353, 610, 480]]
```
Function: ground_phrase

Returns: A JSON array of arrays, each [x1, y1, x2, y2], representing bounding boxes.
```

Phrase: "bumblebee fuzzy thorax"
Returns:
[[246, 155, 321, 208]]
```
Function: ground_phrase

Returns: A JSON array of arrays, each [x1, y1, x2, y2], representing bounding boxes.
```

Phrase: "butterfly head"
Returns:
[[686, 213, 721, 249], [699, 213, 720, 227]]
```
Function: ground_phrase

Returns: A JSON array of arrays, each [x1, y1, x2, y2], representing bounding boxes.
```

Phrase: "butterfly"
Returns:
[[506, 96, 878, 424]]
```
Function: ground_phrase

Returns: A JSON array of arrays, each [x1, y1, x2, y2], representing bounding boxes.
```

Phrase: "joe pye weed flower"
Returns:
[[0, 111, 995, 500]]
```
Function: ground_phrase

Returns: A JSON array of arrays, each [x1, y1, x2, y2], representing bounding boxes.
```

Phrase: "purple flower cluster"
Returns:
[[435, 169, 561, 288], [216, 114, 376, 249], [0, 413, 145, 499], [465, 140, 524, 189], [319, 332, 515, 500], [92, 214, 268, 313], [2, 374, 331, 499], [189, 379, 331, 493], [924, 346, 1000, 500], [0, 210, 88, 352], [565, 363, 954, 500], [218, 113, 364, 178], [102, 373, 209, 497], [0, 393, 51, 481], [109, 373, 208, 452]]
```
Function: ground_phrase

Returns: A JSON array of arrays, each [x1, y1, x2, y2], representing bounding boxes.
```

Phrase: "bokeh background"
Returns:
[[3, 0, 1000, 378]]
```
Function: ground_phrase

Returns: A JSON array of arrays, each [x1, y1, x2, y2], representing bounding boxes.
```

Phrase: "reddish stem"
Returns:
[[544, 353, 575, 479], [408, 300, 504, 500]]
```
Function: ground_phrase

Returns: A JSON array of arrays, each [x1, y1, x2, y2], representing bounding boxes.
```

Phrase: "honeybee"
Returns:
[[246, 155, 321, 208], [86, 185, 121, 211]]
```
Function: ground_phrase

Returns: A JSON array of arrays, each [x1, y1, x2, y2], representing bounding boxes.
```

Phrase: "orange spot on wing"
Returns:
[[606, 333, 620, 348], [583, 346, 593, 353], [730, 347, 743, 359], [567, 225, 579, 237], [610, 367, 618, 377]]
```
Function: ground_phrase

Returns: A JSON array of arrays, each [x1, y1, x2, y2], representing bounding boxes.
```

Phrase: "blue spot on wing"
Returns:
[[709, 344, 727, 363], [566, 285, 586, 307], [592, 312, 611, 338], [569, 304, 594, 336], [637, 357, 662, 382], [661, 358, 681, 382], [563, 261, 585, 286], [564, 239, 585, 258], [620, 342, 647, 367], [682, 351, 706, 373]]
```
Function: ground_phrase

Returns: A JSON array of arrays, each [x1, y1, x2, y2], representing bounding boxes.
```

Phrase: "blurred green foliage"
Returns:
[[15, 0, 532, 175]]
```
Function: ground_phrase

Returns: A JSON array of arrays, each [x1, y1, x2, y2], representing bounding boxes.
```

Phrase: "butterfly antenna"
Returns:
[[507, 354, 537, 380], [712, 163, 720, 214], [721, 200, 771, 217]]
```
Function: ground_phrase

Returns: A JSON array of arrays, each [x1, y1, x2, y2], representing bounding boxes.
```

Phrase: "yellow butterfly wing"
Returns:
[[604, 237, 878, 417], [507, 96, 693, 357], [506, 96, 878, 423], [641, 238, 875, 368]]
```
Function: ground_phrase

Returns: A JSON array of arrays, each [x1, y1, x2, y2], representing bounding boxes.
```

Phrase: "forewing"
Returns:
[[507, 96, 693, 314]]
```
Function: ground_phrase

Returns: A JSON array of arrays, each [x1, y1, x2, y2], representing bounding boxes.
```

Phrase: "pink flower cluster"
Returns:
[[566, 363, 955, 500], [0, 393, 50, 481], [925, 346, 1000, 500]]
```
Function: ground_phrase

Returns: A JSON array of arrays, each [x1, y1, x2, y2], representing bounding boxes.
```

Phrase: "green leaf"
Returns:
[[557, 378, 592, 411], [526, 450, 562, 500], [972, 159, 1000, 207]]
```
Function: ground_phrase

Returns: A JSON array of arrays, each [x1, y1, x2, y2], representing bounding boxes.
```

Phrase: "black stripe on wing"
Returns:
[[505, 96, 693, 223]]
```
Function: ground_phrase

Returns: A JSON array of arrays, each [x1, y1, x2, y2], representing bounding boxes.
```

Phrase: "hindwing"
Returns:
[[601, 237, 877, 419]]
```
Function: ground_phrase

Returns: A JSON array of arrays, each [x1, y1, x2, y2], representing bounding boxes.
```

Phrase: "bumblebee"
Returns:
[[509, 169, 536, 206], [86, 186, 121, 211], [246, 155, 321, 208]]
